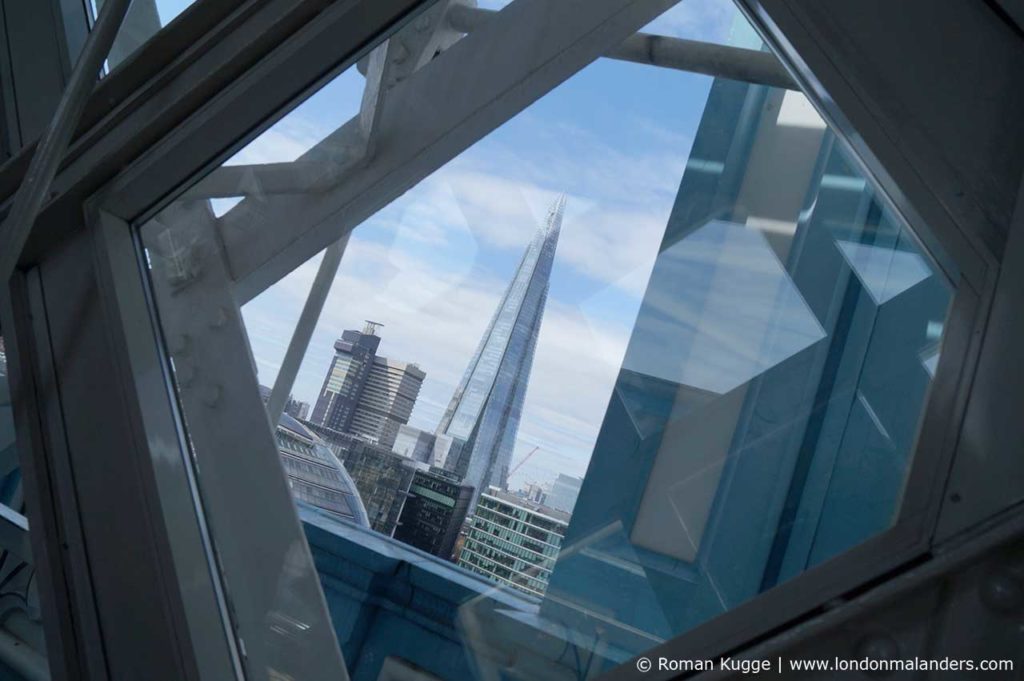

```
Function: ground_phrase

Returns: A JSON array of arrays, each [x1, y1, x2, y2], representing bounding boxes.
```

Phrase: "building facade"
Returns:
[[436, 197, 565, 509], [284, 397, 310, 421], [392, 424, 437, 464], [274, 413, 370, 527], [393, 468, 473, 559], [458, 488, 568, 597], [311, 323, 425, 449], [323, 429, 418, 536], [543, 474, 582, 513]]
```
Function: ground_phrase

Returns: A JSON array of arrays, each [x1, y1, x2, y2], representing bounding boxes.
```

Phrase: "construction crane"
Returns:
[[508, 445, 540, 479]]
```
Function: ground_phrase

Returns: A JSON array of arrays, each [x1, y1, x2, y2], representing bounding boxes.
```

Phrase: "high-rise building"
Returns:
[[458, 488, 568, 598], [284, 398, 310, 421], [392, 424, 437, 464], [545, 473, 582, 514], [311, 322, 425, 449], [393, 468, 472, 560], [522, 482, 547, 505], [436, 196, 565, 509]]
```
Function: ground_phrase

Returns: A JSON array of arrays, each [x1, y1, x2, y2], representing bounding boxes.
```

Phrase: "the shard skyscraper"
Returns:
[[437, 195, 565, 509]]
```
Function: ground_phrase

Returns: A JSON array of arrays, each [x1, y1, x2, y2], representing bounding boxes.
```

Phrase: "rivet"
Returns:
[[176, 362, 195, 388], [202, 385, 222, 408], [391, 42, 409, 64], [209, 307, 229, 329], [168, 334, 190, 355]]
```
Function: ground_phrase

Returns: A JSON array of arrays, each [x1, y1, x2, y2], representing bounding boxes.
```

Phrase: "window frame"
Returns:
[[0, 0, 1002, 679], [0, 0, 433, 679]]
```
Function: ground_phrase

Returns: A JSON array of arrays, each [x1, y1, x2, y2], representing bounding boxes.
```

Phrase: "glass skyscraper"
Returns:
[[437, 196, 565, 509]]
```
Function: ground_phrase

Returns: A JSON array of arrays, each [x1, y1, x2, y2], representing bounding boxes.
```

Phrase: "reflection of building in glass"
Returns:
[[437, 196, 565, 510], [311, 323, 425, 449], [458, 488, 568, 597], [543, 65, 952, 655], [545, 474, 583, 514], [274, 413, 369, 527], [393, 468, 473, 560]]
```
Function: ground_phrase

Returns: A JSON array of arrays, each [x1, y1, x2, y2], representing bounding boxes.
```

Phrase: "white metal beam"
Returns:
[[447, 4, 797, 89], [265, 2, 462, 421], [183, 2, 794, 205], [142, 199, 350, 681], [266, 237, 346, 424], [218, 0, 678, 304]]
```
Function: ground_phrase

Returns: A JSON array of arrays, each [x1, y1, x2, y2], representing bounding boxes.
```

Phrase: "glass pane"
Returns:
[[136, 0, 957, 678], [0, 332, 49, 673], [95, 0, 198, 69]]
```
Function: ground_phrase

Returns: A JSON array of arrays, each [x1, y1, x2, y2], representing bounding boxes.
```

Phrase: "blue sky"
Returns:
[[155, 0, 747, 490]]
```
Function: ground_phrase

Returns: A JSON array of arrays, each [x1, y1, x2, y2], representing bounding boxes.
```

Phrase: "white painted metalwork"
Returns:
[[0, 0, 131, 283], [266, 237, 347, 424], [0, 0, 1021, 679]]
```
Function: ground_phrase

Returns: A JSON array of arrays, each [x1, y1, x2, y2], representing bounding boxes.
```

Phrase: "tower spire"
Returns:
[[435, 194, 566, 511]]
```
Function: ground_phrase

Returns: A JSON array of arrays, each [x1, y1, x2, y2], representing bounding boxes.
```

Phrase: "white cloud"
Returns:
[[232, 18, 729, 493], [642, 0, 738, 44]]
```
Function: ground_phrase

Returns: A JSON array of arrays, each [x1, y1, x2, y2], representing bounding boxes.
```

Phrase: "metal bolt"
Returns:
[[168, 334, 190, 355], [391, 42, 409, 64], [209, 307, 229, 329], [202, 384, 222, 408], [176, 362, 196, 388]]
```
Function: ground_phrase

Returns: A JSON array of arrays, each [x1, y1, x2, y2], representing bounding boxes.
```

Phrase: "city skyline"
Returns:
[[237, 0, 744, 490], [299, 196, 566, 500]]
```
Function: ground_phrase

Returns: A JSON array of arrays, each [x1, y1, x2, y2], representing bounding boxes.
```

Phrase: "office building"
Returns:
[[284, 397, 310, 421], [544, 474, 582, 514], [257, 385, 310, 422], [327, 430, 418, 536], [522, 482, 547, 505], [311, 322, 425, 449], [458, 488, 569, 597], [274, 413, 369, 527], [392, 424, 436, 464], [393, 468, 473, 559], [436, 197, 565, 509]]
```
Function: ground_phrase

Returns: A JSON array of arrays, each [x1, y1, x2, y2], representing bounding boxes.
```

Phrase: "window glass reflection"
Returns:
[[550, 80, 953, 659], [136, 0, 956, 677]]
